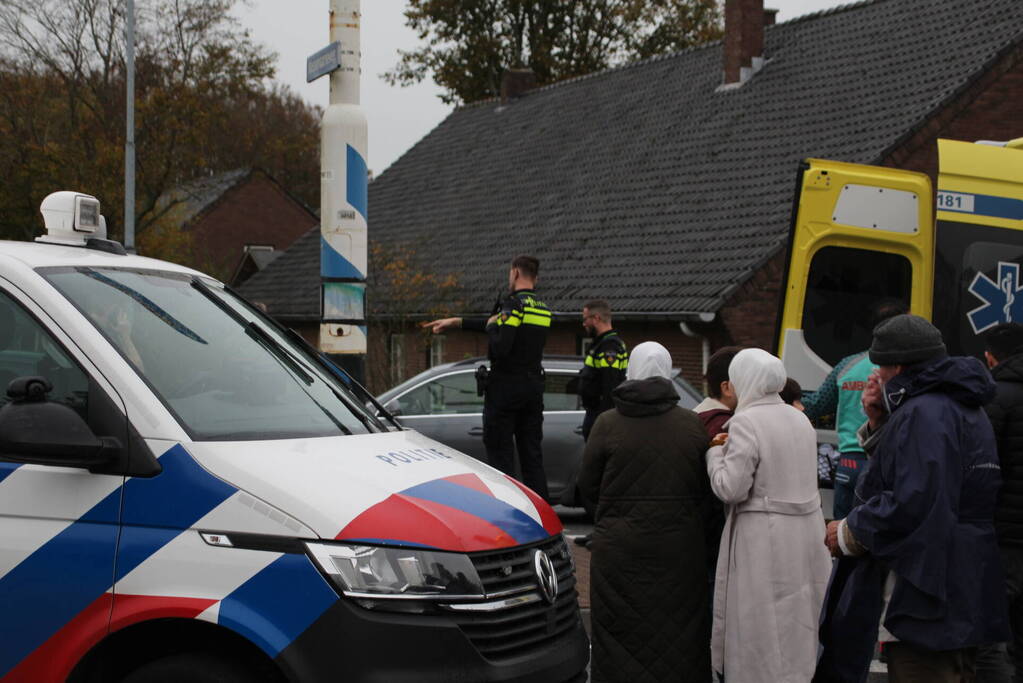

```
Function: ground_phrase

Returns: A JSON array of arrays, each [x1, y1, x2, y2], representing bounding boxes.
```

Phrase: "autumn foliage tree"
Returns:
[[386, 0, 723, 105], [0, 0, 319, 257], [365, 241, 466, 392]]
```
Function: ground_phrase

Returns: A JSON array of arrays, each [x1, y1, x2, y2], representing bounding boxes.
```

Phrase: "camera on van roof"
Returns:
[[36, 191, 107, 246]]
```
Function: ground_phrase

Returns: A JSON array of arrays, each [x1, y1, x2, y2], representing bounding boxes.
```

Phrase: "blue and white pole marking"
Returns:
[[320, 0, 368, 360]]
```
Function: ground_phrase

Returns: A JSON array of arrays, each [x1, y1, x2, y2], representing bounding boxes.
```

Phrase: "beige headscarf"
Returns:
[[728, 348, 786, 412], [626, 341, 672, 381]]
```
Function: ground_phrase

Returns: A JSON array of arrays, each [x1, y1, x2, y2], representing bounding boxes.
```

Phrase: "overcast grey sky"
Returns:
[[236, 1, 851, 175]]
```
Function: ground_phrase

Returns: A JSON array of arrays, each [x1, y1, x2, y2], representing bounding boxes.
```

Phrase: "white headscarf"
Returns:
[[728, 348, 786, 411], [626, 341, 672, 381]]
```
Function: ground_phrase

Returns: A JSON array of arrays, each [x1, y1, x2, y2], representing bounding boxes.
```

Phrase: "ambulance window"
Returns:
[[0, 292, 89, 419], [397, 372, 482, 415], [802, 247, 912, 366]]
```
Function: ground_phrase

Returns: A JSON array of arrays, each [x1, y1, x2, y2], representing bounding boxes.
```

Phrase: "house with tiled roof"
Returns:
[[240, 0, 1023, 390], [150, 168, 317, 283]]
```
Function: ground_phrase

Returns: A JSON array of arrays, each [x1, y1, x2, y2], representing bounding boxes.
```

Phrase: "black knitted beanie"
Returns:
[[869, 314, 947, 366]]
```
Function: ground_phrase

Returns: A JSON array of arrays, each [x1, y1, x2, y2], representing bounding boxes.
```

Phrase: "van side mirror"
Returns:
[[0, 376, 119, 469], [384, 399, 403, 417]]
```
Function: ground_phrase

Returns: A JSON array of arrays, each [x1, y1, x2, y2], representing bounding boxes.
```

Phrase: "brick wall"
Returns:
[[190, 174, 318, 281], [609, 322, 706, 389], [717, 250, 787, 353], [882, 43, 1023, 179], [355, 319, 709, 393]]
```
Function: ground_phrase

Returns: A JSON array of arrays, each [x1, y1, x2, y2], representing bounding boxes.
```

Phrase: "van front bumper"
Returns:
[[275, 597, 589, 683]]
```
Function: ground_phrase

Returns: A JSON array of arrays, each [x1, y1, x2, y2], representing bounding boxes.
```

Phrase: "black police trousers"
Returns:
[[581, 408, 600, 441], [482, 372, 548, 501]]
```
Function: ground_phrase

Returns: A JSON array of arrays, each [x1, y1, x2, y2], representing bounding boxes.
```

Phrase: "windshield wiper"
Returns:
[[190, 278, 374, 435], [219, 283, 392, 433], [82, 268, 207, 344], [244, 321, 314, 385], [191, 279, 314, 384], [280, 327, 403, 431]]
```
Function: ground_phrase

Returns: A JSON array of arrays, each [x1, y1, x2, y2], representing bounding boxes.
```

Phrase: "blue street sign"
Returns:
[[307, 42, 342, 83]]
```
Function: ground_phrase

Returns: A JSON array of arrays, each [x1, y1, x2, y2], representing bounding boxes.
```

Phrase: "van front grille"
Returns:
[[448, 535, 581, 661]]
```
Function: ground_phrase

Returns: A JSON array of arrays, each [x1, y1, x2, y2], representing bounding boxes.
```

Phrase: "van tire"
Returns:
[[120, 651, 273, 683]]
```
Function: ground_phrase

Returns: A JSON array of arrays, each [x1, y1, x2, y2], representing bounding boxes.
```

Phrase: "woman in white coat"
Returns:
[[706, 348, 831, 683]]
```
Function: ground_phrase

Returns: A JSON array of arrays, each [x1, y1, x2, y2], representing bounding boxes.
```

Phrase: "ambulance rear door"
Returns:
[[933, 138, 1023, 356], [776, 159, 934, 392]]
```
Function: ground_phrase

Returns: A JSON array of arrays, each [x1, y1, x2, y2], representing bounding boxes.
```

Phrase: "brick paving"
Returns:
[[570, 543, 591, 609]]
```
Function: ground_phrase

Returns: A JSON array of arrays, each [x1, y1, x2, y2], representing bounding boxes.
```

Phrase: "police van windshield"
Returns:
[[41, 266, 380, 441]]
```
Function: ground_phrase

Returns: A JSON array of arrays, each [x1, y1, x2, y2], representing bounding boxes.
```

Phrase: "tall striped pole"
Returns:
[[320, 0, 368, 382]]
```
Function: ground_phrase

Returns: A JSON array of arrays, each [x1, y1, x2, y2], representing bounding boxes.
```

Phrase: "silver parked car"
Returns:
[[376, 356, 702, 503]]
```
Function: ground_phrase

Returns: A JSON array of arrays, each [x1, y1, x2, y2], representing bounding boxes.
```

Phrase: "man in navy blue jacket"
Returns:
[[816, 314, 1009, 683]]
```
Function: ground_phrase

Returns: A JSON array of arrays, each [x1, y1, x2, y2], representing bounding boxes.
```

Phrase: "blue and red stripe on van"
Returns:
[[0, 461, 563, 679], [336, 473, 562, 551], [0, 444, 237, 680]]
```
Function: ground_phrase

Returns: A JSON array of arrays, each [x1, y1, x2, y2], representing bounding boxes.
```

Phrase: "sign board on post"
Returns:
[[307, 41, 342, 83]]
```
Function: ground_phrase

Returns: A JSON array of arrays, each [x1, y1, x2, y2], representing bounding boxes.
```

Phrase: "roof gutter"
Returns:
[[274, 310, 719, 324], [551, 311, 717, 323]]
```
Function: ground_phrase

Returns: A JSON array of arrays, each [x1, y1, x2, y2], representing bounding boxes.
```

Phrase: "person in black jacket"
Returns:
[[578, 341, 712, 682], [977, 322, 1023, 683], [817, 315, 1008, 682], [578, 300, 629, 440], [422, 256, 551, 499]]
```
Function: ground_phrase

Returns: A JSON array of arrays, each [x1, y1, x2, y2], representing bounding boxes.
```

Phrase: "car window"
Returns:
[[0, 291, 89, 421], [671, 373, 701, 410], [544, 373, 581, 411], [396, 372, 482, 416]]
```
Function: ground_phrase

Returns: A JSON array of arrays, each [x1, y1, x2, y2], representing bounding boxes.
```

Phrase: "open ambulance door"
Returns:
[[776, 159, 934, 393], [933, 138, 1023, 357]]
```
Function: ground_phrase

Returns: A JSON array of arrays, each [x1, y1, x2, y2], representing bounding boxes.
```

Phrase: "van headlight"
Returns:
[[306, 541, 485, 600]]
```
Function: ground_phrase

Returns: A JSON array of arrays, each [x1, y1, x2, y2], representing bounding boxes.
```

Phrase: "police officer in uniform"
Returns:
[[423, 256, 552, 499], [578, 300, 628, 440]]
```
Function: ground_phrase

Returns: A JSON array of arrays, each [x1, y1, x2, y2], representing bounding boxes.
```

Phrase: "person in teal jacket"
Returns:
[[802, 299, 907, 519]]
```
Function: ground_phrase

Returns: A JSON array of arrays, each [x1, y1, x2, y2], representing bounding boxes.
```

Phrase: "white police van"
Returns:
[[0, 192, 588, 682]]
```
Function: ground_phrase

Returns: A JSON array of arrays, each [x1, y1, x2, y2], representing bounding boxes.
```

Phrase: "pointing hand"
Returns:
[[421, 318, 460, 334]]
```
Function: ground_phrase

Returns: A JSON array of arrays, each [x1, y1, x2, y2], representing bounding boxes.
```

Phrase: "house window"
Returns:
[[430, 335, 445, 367], [389, 334, 405, 386]]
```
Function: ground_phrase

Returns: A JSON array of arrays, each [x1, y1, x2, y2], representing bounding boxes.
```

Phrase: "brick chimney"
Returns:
[[723, 0, 770, 86], [500, 68, 536, 103]]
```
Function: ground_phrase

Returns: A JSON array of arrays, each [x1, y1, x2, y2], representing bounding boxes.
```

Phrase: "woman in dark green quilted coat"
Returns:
[[579, 341, 713, 683]]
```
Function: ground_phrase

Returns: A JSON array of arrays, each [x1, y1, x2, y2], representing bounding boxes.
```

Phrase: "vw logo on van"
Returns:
[[533, 549, 559, 605]]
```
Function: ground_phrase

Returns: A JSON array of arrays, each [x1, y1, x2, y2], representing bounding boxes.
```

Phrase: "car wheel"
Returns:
[[120, 651, 274, 683]]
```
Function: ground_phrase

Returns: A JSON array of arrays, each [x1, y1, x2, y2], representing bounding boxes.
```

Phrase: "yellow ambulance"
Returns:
[[778, 138, 1023, 389]]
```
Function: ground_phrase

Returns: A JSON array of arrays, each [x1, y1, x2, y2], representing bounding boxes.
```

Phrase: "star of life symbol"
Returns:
[[967, 261, 1023, 334]]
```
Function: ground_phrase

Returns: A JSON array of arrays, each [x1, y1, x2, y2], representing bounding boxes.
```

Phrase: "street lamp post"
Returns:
[[124, 0, 135, 252]]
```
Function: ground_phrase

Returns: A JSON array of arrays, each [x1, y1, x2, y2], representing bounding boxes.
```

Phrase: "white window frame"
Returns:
[[389, 333, 406, 386], [430, 335, 445, 367]]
